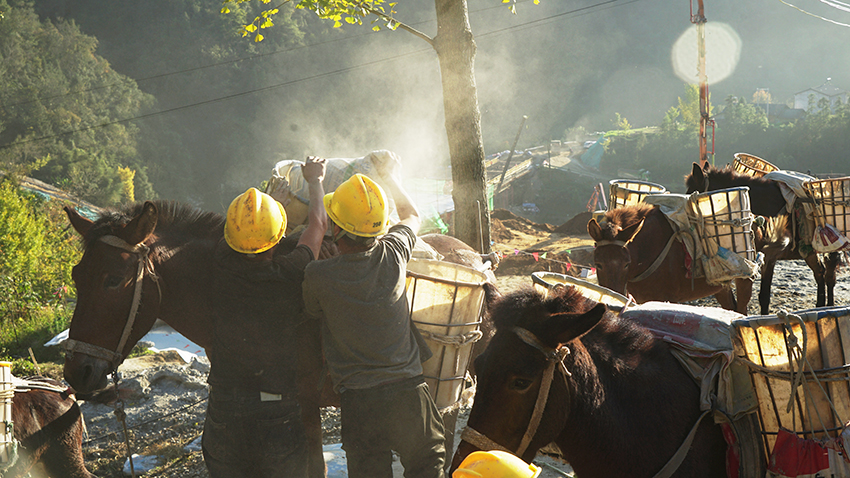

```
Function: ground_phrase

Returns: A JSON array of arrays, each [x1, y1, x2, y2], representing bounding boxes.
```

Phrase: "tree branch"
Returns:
[[357, 2, 434, 46]]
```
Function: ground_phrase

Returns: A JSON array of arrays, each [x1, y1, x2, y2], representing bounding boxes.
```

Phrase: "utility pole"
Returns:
[[497, 115, 528, 193], [692, 0, 712, 169]]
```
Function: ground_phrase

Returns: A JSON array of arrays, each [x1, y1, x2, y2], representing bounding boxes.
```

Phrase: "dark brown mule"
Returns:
[[685, 162, 841, 314], [62, 201, 493, 478], [450, 286, 763, 477], [4, 378, 95, 478], [587, 204, 752, 314]]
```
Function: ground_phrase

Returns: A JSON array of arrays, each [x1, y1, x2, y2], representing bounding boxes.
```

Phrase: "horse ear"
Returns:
[[122, 201, 158, 246], [692, 162, 704, 181], [587, 218, 603, 241], [65, 206, 94, 238], [549, 303, 607, 344], [618, 218, 645, 244]]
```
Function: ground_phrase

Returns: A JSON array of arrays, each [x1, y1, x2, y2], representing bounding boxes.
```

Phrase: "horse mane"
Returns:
[[595, 204, 654, 241], [684, 164, 776, 191], [491, 286, 656, 359], [84, 200, 225, 248]]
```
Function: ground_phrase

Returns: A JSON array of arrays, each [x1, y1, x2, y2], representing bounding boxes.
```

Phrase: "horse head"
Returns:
[[587, 212, 646, 296], [63, 202, 163, 393], [451, 287, 606, 470]]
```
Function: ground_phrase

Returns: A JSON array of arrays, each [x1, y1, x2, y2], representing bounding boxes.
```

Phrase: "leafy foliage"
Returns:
[[0, 182, 79, 359], [600, 83, 850, 189], [0, 0, 155, 206]]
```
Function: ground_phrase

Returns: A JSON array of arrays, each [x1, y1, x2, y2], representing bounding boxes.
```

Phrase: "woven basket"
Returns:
[[732, 153, 779, 178], [733, 306, 850, 460], [803, 177, 850, 236], [608, 179, 667, 210]]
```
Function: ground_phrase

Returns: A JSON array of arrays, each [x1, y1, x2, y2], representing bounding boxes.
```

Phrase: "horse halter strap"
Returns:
[[460, 327, 571, 458], [64, 235, 158, 368]]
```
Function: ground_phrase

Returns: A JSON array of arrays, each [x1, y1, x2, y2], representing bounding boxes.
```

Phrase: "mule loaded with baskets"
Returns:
[[731, 151, 850, 254], [531, 272, 850, 476]]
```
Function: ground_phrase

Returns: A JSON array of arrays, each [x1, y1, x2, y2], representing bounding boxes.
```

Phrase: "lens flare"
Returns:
[[671, 22, 741, 84]]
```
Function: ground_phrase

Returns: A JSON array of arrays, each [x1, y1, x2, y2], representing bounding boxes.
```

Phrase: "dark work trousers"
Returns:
[[202, 386, 308, 478], [340, 375, 446, 478]]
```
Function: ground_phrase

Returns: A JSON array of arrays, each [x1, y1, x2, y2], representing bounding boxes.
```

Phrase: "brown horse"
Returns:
[[4, 377, 95, 478], [587, 204, 752, 314], [451, 286, 764, 477], [62, 200, 493, 478], [685, 162, 841, 314]]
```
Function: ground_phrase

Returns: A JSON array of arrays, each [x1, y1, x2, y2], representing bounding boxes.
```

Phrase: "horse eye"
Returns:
[[103, 275, 125, 290], [510, 378, 533, 391]]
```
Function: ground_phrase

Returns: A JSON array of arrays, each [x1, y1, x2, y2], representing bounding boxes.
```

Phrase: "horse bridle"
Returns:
[[64, 235, 160, 369], [595, 229, 688, 284], [459, 327, 571, 458]]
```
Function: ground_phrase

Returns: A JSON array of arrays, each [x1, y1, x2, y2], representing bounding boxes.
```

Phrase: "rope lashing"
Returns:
[[417, 329, 483, 347], [740, 310, 846, 437]]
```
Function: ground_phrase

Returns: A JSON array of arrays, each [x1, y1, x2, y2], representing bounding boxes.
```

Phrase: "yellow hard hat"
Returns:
[[453, 450, 542, 478], [324, 173, 389, 237], [224, 187, 287, 254]]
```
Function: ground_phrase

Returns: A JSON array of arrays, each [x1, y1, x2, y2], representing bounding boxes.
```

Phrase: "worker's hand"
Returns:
[[318, 238, 339, 260], [267, 177, 292, 207], [373, 151, 401, 181], [302, 156, 326, 185]]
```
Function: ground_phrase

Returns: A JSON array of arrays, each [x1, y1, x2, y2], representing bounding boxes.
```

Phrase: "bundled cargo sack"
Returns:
[[266, 150, 402, 233]]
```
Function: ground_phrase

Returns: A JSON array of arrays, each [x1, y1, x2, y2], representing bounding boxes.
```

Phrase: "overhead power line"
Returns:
[[775, 0, 850, 27], [1, 0, 644, 150]]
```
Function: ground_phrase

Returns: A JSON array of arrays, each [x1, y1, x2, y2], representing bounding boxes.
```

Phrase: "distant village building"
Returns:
[[793, 78, 848, 113]]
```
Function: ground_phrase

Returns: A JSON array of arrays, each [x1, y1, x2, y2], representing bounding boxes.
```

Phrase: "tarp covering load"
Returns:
[[607, 179, 667, 210], [803, 177, 850, 253], [733, 152, 779, 179], [620, 302, 758, 420], [733, 306, 850, 476], [266, 150, 402, 233], [688, 186, 759, 285], [405, 259, 488, 410]]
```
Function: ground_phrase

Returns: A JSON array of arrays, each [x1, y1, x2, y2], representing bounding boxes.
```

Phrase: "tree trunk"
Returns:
[[433, 0, 490, 253]]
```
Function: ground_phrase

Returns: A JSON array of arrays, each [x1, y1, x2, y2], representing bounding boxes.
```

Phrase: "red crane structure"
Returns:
[[691, 0, 715, 169]]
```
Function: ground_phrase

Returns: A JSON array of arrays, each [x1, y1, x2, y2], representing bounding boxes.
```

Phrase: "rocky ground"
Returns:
[[55, 211, 850, 477]]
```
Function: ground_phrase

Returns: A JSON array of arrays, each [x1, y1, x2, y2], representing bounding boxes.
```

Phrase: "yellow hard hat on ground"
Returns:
[[224, 187, 287, 254], [324, 173, 389, 238], [453, 450, 542, 478]]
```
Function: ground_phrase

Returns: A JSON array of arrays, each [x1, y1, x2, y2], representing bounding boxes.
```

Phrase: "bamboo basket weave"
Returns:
[[733, 153, 779, 178], [733, 306, 850, 461], [803, 176, 850, 237], [608, 179, 667, 210]]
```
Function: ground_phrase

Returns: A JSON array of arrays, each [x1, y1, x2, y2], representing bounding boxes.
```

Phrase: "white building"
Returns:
[[793, 78, 848, 112]]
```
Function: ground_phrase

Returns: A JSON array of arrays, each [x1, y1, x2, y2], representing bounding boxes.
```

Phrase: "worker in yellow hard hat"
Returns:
[[203, 156, 327, 478], [302, 159, 447, 478], [453, 451, 542, 478]]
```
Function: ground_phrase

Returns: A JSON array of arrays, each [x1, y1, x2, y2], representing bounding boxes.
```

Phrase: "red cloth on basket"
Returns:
[[767, 428, 849, 477]]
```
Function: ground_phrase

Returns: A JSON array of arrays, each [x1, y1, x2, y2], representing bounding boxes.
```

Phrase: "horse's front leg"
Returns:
[[804, 253, 827, 307], [759, 258, 778, 315], [825, 252, 840, 307], [734, 277, 753, 314], [713, 286, 737, 312]]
